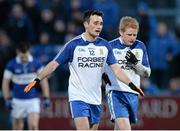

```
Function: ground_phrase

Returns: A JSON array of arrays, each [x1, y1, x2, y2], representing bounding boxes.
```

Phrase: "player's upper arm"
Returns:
[[54, 41, 75, 65], [135, 42, 151, 77], [106, 42, 117, 65]]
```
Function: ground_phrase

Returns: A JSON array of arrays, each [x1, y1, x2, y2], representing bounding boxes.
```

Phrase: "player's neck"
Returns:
[[83, 32, 96, 42]]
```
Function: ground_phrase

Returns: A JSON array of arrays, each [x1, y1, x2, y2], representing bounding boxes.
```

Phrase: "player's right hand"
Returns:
[[128, 82, 145, 96], [125, 50, 138, 65], [24, 78, 40, 93], [5, 98, 12, 109], [42, 97, 51, 108]]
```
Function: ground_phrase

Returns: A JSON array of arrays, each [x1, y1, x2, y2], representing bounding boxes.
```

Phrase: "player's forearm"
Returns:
[[40, 78, 50, 98], [37, 60, 59, 81], [111, 64, 131, 85], [111, 64, 145, 96], [134, 63, 151, 77], [2, 78, 11, 99]]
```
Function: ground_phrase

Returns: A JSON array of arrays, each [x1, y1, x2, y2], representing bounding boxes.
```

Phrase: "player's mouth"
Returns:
[[95, 30, 101, 33]]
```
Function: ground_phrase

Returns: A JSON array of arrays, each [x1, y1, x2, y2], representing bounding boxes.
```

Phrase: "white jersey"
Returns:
[[105, 37, 151, 94], [55, 34, 116, 105]]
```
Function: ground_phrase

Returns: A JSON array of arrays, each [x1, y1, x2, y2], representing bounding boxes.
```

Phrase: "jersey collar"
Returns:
[[16, 55, 33, 64], [81, 33, 98, 45], [119, 37, 137, 49]]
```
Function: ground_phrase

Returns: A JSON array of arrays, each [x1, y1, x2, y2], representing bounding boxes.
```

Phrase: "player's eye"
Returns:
[[94, 21, 98, 25], [127, 34, 137, 36]]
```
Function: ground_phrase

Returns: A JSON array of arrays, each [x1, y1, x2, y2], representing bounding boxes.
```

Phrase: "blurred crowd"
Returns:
[[0, 0, 180, 96]]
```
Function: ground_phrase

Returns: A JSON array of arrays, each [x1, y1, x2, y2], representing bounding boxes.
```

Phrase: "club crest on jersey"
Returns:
[[78, 48, 85, 52], [99, 48, 104, 55], [88, 48, 95, 56], [135, 51, 139, 58], [15, 69, 22, 73], [114, 50, 121, 55]]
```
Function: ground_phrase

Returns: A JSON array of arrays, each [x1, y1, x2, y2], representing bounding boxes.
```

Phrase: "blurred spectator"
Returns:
[[80, 0, 95, 11], [24, 0, 41, 43], [175, 22, 180, 41], [136, 1, 157, 44], [94, 0, 120, 40], [52, 19, 66, 44], [0, 30, 15, 89], [168, 48, 180, 93], [141, 78, 161, 96], [167, 78, 180, 96], [148, 22, 177, 89], [0, 0, 10, 28], [31, 32, 57, 65], [4, 4, 34, 45], [64, 0, 84, 34], [38, 0, 52, 9], [39, 9, 55, 37], [50, 0, 67, 21], [64, 21, 78, 42]]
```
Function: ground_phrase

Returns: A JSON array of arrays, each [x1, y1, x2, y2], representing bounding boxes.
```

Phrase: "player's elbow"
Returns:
[[144, 68, 151, 77]]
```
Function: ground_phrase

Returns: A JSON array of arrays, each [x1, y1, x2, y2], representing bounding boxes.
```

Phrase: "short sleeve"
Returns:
[[106, 43, 117, 65], [3, 62, 13, 79], [54, 41, 74, 65]]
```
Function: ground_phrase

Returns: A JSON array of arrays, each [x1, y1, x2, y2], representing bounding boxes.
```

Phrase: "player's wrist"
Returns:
[[128, 82, 138, 91], [34, 78, 40, 84], [5, 97, 12, 101], [44, 96, 50, 99]]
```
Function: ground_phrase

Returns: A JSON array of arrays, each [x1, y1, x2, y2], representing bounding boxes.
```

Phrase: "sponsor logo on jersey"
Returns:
[[117, 59, 134, 70], [99, 48, 104, 55], [77, 57, 105, 68]]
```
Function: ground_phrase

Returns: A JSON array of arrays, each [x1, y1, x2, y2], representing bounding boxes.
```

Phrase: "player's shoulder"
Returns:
[[109, 38, 119, 44], [108, 38, 121, 48], [5, 58, 17, 69], [97, 36, 108, 43], [134, 39, 146, 48], [7, 58, 16, 66], [135, 39, 145, 46], [63, 35, 83, 49], [67, 35, 82, 44]]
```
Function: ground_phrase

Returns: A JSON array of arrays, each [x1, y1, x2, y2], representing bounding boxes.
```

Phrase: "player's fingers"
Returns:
[[126, 52, 130, 56], [139, 89, 145, 96], [24, 86, 30, 93], [24, 85, 32, 93], [127, 50, 131, 53], [126, 55, 130, 59], [125, 56, 128, 60], [24, 81, 36, 93]]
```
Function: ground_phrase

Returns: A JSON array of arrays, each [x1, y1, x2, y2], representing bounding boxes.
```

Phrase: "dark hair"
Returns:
[[83, 10, 103, 23], [16, 42, 30, 53]]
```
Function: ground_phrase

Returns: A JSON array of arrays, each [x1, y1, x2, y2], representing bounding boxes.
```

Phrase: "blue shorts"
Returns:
[[106, 90, 139, 123], [69, 100, 102, 124]]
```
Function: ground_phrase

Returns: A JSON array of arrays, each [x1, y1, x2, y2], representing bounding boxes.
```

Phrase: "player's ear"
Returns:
[[119, 30, 123, 36], [83, 21, 88, 28]]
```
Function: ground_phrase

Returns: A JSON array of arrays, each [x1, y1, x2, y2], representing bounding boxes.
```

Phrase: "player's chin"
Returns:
[[127, 42, 134, 45], [93, 32, 100, 37]]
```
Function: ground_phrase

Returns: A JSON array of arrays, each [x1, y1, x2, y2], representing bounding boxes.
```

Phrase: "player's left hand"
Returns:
[[125, 50, 138, 65], [5, 98, 12, 109], [42, 97, 51, 108], [24, 78, 40, 93], [102, 73, 111, 86]]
